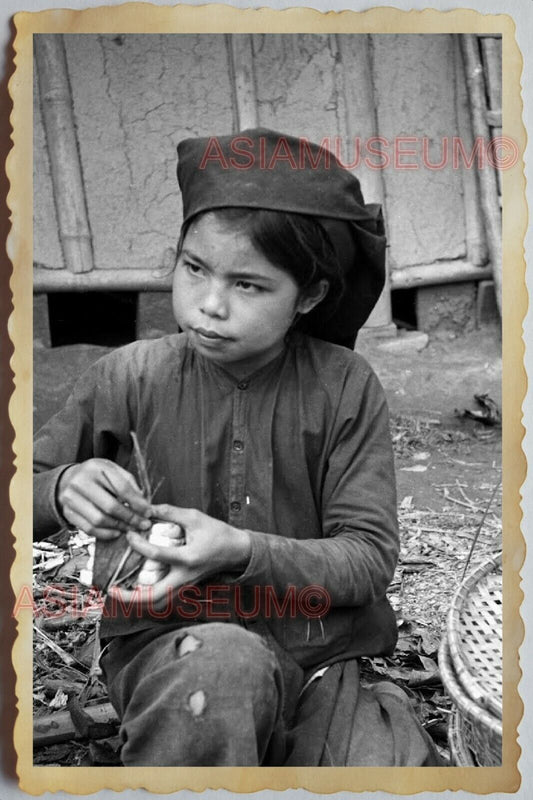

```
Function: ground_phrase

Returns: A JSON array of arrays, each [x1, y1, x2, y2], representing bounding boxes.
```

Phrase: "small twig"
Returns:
[[33, 625, 88, 673], [461, 479, 502, 581], [151, 477, 165, 501], [131, 431, 152, 500], [437, 488, 482, 513], [447, 457, 484, 467], [101, 470, 122, 499], [416, 526, 452, 535], [456, 483, 476, 506], [453, 530, 494, 544], [102, 544, 135, 596]]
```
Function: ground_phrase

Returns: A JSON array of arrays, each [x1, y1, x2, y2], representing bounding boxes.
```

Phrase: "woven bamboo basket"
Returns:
[[439, 552, 502, 766], [448, 709, 476, 767]]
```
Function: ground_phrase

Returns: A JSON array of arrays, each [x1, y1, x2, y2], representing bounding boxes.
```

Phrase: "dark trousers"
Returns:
[[101, 622, 442, 767]]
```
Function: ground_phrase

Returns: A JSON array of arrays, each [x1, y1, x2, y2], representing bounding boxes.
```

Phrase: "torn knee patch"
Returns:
[[177, 634, 202, 658], [187, 689, 206, 717]]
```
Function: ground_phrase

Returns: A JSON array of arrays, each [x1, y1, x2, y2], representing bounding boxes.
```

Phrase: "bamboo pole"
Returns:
[[33, 266, 172, 292], [34, 260, 492, 293], [486, 110, 502, 128], [459, 35, 502, 316], [336, 34, 394, 334], [480, 36, 502, 114], [454, 35, 489, 267], [390, 260, 492, 289], [35, 35, 94, 274], [480, 35, 503, 197], [227, 35, 259, 130]]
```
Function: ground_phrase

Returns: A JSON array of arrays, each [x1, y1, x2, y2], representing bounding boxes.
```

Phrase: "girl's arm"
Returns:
[[33, 351, 150, 539]]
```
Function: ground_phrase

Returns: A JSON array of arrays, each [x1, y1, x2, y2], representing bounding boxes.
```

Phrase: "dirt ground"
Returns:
[[33, 324, 502, 765], [358, 327, 501, 508]]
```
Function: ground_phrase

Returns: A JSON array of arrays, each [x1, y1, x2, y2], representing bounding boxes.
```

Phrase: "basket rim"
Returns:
[[449, 708, 477, 767], [447, 552, 502, 717], [438, 634, 502, 739]]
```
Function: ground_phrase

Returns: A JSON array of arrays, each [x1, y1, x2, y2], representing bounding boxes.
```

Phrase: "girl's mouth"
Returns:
[[193, 327, 232, 344], [195, 327, 227, 339]]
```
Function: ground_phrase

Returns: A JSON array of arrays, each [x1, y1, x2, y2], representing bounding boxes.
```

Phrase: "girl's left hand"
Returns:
[[109, 504, 252, 603]]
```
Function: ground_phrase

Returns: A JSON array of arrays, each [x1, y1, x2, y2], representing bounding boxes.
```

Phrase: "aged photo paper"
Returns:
[[6, 3, 526, 794]]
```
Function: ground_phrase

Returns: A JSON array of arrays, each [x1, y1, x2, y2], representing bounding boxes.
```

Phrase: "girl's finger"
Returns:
[[109, 476, 152, 517], [62, 507, 122, 541], [126, 531, 185, 565], [149, 504, 200, 527], [70, 483, 151, 531], [64, 488, 131, 532], [92, 527, 127, 541], [96, 463, 152, 517], [110, 570, 181, 604]]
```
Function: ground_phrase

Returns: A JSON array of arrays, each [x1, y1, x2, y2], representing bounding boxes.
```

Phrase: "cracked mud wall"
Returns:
[[62, 34, 233, 272], [371, 35, 466, 270], [251, 34, 343, 146], [33, 33, 469, 278], [251, 34, 466, 270]]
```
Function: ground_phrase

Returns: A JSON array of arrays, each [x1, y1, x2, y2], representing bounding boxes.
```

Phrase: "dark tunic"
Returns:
[[34, 331, 399, 671]]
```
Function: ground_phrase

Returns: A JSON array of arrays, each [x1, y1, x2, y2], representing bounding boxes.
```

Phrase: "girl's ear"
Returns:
[[296, 279, 329, 316]]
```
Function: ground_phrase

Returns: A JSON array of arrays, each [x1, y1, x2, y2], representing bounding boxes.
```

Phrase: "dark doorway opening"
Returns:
[[391, 288, 418, 330], [48, 291, 138, 347]]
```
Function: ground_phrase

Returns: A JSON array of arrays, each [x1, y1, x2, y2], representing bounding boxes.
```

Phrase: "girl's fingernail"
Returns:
[[140, 519, 152, 530]]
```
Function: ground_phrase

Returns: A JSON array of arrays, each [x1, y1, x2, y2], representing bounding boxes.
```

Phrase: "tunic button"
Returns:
[[237, 380, 249, 390], [230, 501, 241, 512], [233, 440, 244, 452]]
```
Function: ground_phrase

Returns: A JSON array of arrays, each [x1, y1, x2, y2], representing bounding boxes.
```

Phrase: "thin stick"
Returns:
[[102, 545, 134, 596], [86, 437, 156, 694], [131, 431, 152, 500], [456, 484, 477, 506], [101, 469, 121, 498], [437, 489, 481, 513], [461, 479, 502, 581], [33, 625, 88, 673], [99, 469, 137, 593]]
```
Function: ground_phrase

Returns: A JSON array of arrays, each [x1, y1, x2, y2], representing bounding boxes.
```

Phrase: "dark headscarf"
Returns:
[[177, 128, 386, 349]]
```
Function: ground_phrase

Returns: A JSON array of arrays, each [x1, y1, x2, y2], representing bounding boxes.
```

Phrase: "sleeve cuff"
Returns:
[[222, 529, 272, 587], [34, 464, 77, 538]]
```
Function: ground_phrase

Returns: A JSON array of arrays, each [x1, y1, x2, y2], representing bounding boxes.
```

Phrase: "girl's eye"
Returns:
[[185, 262, 203, 276], [236, 280, 262, 293]]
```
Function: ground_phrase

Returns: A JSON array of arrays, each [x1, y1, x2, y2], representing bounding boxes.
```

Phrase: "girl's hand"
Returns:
[[111, 504, 252, 603], [57, 458, 152, 540]]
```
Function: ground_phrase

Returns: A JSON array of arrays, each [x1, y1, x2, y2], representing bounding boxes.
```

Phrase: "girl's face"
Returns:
[[173, 213, 326, 377]]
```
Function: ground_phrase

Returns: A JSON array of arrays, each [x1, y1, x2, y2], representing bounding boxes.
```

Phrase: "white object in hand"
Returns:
[[79, 541, 96, 587], [137, 522, 183, 586]]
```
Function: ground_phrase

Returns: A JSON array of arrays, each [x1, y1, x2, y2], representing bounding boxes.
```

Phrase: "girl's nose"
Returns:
[[200, 284, 229, 319]]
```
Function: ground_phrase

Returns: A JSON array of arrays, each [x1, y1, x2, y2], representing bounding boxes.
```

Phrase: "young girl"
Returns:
[[34, 129, 440, 766]]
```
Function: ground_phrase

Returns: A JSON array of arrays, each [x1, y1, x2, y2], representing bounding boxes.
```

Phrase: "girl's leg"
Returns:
[[101, 622, 286, 766], [284, 660, 443, 766]]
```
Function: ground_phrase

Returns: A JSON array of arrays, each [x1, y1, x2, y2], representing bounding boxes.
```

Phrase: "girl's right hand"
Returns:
[[56, 458, 152, 541]]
